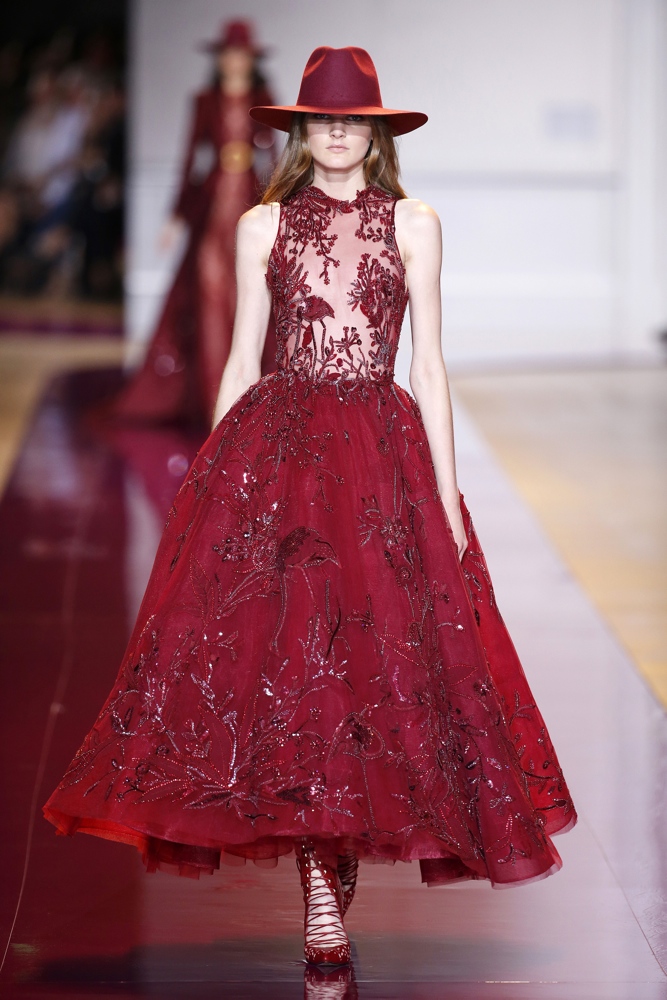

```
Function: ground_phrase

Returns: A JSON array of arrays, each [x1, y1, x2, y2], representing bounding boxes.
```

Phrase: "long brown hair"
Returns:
[[261, 113, 407, 204]]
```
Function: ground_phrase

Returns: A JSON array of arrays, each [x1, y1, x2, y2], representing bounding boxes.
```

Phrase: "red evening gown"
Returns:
[[44, 184, 576, 887], [111, 88, 276, 428]]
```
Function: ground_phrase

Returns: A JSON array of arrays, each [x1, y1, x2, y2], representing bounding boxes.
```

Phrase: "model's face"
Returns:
[[306, 114, 372, 172], [218, 46, 254, 80]]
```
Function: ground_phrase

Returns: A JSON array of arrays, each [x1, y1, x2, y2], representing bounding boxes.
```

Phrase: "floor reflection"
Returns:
[[304, 963, 358, 999], [34, 940, 359, 995]]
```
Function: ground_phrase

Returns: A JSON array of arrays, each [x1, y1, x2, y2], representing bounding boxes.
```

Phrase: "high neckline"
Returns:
[[304, 184, 377, 207]]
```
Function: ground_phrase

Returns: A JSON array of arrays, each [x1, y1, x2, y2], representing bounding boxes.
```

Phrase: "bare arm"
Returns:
[[211, 203, 279, 427], [395, 199, 467, 560]]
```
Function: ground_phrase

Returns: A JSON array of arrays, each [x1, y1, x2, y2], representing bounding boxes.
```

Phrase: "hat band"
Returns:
[[287, 103, 388, 113]]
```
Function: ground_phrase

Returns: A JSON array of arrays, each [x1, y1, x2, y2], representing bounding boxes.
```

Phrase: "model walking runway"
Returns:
[[2, 33, 666, 1000]]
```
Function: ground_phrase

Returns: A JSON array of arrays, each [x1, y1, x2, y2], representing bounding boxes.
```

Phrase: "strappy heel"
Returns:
[[336, 849, 358, 916], [297, 844, 351, 966]]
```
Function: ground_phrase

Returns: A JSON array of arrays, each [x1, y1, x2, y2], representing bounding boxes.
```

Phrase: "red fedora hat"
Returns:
[[250, 46, 427, 136], [199, 19, 266, 55]]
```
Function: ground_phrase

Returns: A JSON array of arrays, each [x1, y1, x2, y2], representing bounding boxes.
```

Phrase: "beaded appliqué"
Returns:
[[267, 185, 408, 381], [46, 184, 575, 886]]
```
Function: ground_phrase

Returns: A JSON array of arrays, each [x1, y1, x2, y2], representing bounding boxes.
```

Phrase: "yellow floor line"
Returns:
[[0, 335, 124, 495], [453, 367, 667, 709]]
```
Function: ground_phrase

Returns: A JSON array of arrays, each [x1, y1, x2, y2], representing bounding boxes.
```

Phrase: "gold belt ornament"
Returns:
[[219, 140, 254, 174]]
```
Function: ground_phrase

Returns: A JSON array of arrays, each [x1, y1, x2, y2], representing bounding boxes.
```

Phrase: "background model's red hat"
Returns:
[[250, 46, 427, 136], [199, 19, 266, 55]]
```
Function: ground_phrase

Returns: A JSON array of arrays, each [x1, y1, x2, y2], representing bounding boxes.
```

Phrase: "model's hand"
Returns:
[[446, 505, 468, 562], [158, 217, 186, 253]]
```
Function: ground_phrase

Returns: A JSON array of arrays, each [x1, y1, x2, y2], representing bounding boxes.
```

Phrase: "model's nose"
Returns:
[[329, 120, 346, 137]]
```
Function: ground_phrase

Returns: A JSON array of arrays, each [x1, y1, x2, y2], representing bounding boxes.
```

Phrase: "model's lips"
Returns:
[[327, 144, 348, 151]]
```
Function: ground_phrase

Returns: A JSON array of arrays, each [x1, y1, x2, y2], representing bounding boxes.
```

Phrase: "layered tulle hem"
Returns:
[[43, 805, 570, 890]]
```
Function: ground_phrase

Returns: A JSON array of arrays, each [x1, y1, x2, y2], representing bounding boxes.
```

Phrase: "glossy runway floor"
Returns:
[[2, 365, 667, 999], [455, 367, 667, 707]]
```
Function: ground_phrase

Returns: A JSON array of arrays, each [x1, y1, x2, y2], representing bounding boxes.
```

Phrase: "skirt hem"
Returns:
[[43, 803, 569, 889]]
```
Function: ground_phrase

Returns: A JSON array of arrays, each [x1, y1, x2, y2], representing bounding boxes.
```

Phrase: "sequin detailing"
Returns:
[[44, 185, 575, 887]]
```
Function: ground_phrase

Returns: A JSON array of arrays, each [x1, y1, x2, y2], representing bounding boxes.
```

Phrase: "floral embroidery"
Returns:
[[45, 184, 575, 887], [267, 186, 408, 382]]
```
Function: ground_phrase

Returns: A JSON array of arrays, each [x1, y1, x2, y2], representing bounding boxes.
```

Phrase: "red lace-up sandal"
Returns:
[[336, 850, 359, 916], [297, 844, 351, 966]]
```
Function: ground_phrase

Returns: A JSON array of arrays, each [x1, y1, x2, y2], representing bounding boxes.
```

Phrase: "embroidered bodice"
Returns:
[[267, 184, 408, 381]]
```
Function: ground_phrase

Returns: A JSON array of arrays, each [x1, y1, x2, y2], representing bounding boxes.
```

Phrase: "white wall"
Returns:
[[127, 0, 667, 372]]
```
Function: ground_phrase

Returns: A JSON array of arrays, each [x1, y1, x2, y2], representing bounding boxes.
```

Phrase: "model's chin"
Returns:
[[315, 155, 365, 172]]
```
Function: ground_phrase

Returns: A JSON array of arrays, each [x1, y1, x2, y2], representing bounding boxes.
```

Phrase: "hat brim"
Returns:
[[198, 42, 269, 55], [249, 105, 427, 136]]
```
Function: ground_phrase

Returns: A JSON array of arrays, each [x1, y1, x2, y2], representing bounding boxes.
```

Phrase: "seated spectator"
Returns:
[[0, 26, 125, 300]]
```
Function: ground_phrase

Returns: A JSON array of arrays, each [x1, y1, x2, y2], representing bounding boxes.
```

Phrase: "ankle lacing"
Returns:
[[297, 845, 351, 965], [336, 850, 358, 916]]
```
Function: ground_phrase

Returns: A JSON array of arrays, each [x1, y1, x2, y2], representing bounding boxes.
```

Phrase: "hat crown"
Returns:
[[200, 19, 260, 53], [221, 20, 254, 49], [249, 45, 428, 135], [296, 46, 383, 110]]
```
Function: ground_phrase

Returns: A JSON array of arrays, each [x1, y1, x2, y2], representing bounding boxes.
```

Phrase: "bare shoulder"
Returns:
[[395, 198, 441, 235], [236, 203, 281, 258], [395, 199, 441, 265], [237, 203, 280, 238]]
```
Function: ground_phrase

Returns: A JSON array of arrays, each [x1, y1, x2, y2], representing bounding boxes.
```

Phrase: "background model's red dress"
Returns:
[[111, 87, 276, 428], [45, 185, 576, 887]]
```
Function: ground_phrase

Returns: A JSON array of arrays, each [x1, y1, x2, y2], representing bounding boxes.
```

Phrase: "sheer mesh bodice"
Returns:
[[267, 185, 407, 381]]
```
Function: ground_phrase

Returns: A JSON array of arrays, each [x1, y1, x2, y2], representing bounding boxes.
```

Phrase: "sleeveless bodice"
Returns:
[[267, 184, 408, 381]]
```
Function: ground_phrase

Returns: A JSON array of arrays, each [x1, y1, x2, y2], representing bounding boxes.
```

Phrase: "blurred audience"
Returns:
[[0, 26, 125, 300]]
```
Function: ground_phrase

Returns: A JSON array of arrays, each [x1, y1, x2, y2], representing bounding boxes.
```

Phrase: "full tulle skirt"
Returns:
[[44, 371, 575, 887]]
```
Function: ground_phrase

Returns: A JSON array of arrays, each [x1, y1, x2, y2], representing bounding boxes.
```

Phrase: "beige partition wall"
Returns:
[[127, 0, 667, 379]]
